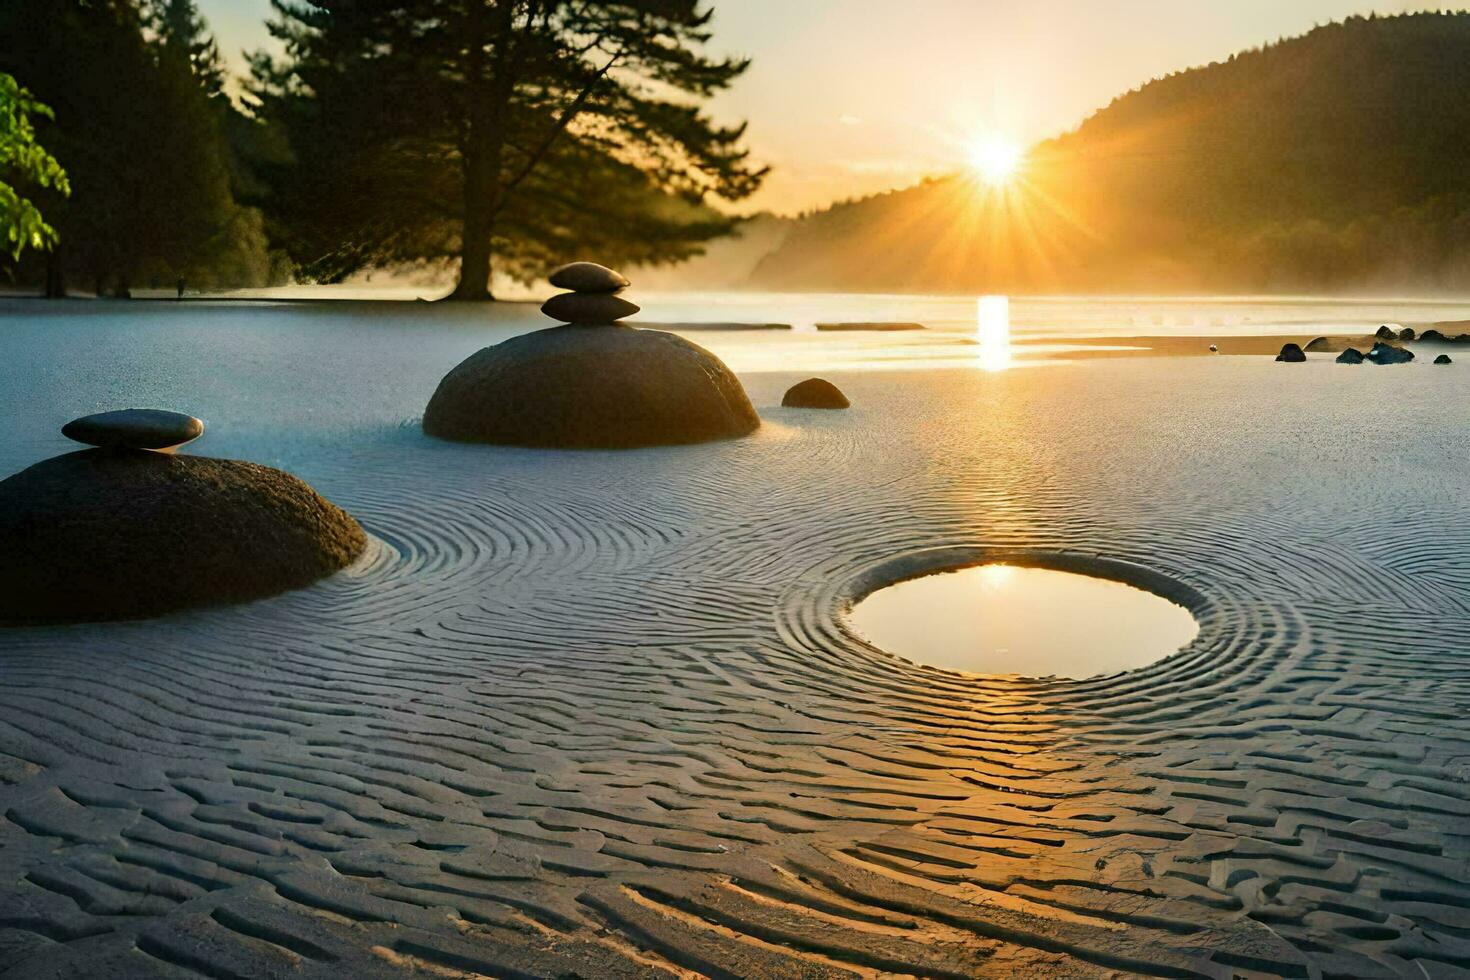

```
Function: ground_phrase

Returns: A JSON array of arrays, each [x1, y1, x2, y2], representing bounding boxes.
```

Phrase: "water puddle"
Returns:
[[848, 563, 1199, 678]]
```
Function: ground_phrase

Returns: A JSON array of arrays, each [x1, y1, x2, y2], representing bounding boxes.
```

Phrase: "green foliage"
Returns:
[[0, 0, 272, 294], [0, 73, 70, 260], [253, 0, 767, 297]]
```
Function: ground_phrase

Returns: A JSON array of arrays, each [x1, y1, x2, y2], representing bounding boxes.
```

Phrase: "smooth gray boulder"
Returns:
[[1335, 348, 1364, 364], [548, 262, 630, 293], [541, 291, 640, 324], [1367, 342, 1414, 364], [0, 450, 366, 623], [423, 325, 759, 448], [1275, 343, 1306, 362], [782, 378, 850, 409], [62, 409, 203, 450]]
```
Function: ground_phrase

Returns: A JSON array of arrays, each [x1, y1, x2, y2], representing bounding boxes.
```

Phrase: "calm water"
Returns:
[[1, 290, 1465, 478], [848, 564, 1200, 678]]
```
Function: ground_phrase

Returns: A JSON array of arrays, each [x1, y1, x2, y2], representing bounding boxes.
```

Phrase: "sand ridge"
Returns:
[[1, 357, 1468, 977]]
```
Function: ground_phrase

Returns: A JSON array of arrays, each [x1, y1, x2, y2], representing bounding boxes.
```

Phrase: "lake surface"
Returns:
[[848, 564, 1200, 678]]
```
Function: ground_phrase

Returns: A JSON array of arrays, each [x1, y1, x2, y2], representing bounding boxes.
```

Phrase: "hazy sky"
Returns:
[[201, 0, 1456, 214]]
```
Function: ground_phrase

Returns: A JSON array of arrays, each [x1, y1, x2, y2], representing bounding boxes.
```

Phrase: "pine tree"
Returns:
[[147, 0, 227, 100], [253, 1, 766, 299]]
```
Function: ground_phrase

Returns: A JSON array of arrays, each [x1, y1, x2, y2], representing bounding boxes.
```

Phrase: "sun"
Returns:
[[968, 136, 1023, 186]]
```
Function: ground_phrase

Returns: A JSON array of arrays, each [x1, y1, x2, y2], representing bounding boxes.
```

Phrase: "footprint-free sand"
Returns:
[[1, 296, 1467, 978]]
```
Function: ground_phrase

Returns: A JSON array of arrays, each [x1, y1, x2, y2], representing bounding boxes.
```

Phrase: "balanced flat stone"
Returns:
[[0, 450, 366, 623], [1275, 343, 1306, 362], [62, 408, 203, 450], [783, 377, 851, 409], [548, 262, 631, 293], [542, 291, 640, 324], [423, 324, 758, 448]]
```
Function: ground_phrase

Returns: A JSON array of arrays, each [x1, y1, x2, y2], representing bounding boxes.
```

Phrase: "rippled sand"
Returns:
[[1, 301, 1468, 977]]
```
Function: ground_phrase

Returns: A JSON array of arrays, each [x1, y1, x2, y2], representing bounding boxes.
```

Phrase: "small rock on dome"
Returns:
[[1275, 343, 1306, 362], [62, 409, 203, 451], [782, 378, 850, 409], [1335, 348, 1364, 364], [548, 262, 630, 293], [541, 291, 640, 324], [1434, 353, 1452, 364]]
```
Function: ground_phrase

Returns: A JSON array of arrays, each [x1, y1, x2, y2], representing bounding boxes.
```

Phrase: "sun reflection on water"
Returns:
[[976, 295, 1012, 371]]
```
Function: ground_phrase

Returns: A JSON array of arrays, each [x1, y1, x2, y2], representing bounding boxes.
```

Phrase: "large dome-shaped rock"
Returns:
[[0, 450, 366, 623], [423, 325, 759, 448]]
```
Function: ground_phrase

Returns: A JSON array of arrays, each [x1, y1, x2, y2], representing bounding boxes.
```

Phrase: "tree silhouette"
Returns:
[[254, 0, 766, 299]]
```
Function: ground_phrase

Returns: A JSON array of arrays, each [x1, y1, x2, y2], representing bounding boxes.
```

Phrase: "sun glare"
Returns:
[[969, 136, 1023, 186]]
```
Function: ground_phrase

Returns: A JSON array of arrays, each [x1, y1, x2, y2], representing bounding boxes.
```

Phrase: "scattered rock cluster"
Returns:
[[0, 411, 365, 624], [423, 262, 760, 448]]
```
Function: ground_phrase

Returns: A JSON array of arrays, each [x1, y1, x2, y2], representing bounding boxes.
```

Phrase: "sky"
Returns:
[[200, 0, 1457, 215]]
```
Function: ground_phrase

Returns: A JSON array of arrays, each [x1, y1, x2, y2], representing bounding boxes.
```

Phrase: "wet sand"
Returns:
[[1, 305, 1468, 977]]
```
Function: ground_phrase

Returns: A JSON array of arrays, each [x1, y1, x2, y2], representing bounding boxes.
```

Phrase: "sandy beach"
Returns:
[[1, 296, 1468, 978]]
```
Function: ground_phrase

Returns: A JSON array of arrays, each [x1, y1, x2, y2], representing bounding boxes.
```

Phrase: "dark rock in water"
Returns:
[[541, 291, 640, 324], [1434, 354, 1452, 364], [1456, 334, 1470, 344], [782, 378, 850, 409], [1208, 344, 1218, 352], [62, 409, 203, 450], [1335, 348, 1364, 364], [0, 450, 365, 623], [1376, 325, 1397, 339], [548, 261, 630, 293], [1275, 343, 1306, 362], [423, 325, 759, 448], [1421, 329, 1446, 342], [1399, 327, 1416, 341], [1367, 342, 1414, 364], [1304, 337, 1331, 352]]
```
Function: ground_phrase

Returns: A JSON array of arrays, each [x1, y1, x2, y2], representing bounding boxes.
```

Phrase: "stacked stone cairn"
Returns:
[[0, 408, 364, 623], [423, 261, 760, 448]]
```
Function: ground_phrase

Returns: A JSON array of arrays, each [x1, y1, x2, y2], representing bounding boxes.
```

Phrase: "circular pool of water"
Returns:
[[848, 563, 1199, 678]]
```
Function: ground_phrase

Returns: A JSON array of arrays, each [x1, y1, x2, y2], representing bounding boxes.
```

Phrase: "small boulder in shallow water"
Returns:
[[548, 261, 630, 293], [1421, 329, 1446, 342], [1435, 354, 1453, 364], [1275, 343, 1306, 362], [0, 450, 365, 623], [1336, 348, 1364, 364], [1376, 325, 1397, 340], [1367, 342, 1414, 365], [62, 409, 203, 451], [1399, 327, 1417, 341], [782, 378, 850, 409]]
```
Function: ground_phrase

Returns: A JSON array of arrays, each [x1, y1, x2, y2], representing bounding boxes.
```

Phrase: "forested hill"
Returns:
[[747, 13, 1470, 294]]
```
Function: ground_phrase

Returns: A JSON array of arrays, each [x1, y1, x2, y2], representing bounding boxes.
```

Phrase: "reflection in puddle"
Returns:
[[848, 564, 1199, 678], [977, 295, 1012, 371]]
